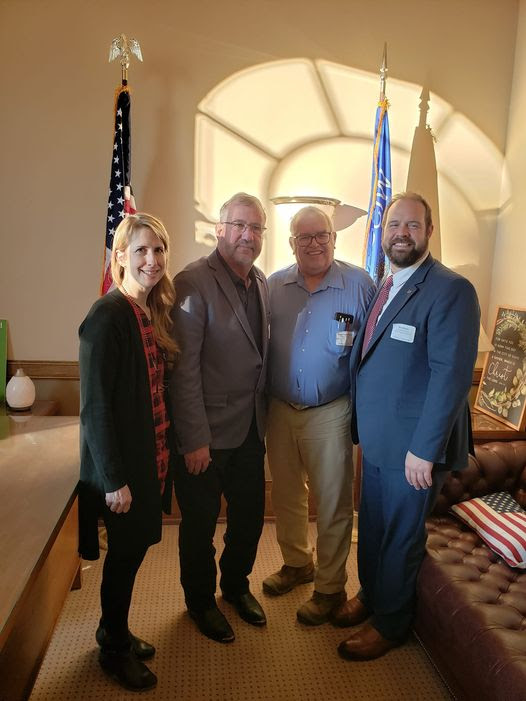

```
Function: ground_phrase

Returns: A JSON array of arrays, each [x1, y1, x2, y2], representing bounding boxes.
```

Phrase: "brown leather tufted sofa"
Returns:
[[414, 440, 526, 701]]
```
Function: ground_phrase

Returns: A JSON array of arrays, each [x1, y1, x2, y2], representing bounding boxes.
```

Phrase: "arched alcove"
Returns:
[[194, 58, 509, 318]]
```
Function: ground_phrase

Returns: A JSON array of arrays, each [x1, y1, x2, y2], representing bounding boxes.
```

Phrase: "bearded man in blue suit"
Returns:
[[333, 192, 480, 660]]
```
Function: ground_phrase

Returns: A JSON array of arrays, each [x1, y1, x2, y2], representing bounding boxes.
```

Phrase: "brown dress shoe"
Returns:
[[337, 622, 401, 661], [330, 595, 370, 628]]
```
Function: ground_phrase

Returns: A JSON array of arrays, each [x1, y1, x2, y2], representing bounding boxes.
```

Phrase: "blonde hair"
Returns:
[[111, 213, 179, 356]]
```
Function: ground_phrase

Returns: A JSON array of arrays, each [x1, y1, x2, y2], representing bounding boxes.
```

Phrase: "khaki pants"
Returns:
[[266, 396, 353, 594]]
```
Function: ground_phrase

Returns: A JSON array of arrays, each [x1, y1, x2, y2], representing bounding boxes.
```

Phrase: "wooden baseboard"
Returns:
[[7, 360, 483, 387], [7, 360, 79, 381]]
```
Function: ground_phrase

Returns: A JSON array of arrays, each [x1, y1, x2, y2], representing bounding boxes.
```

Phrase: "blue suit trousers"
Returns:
[[357, 457, 447, 640]]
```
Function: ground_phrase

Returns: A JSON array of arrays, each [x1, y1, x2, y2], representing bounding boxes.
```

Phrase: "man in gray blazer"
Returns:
[[171, 193, 270, 643]]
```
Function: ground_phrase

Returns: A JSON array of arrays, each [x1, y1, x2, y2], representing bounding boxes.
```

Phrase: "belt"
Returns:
[[287, 400, 332, 411], [286, 395, 346, 411]]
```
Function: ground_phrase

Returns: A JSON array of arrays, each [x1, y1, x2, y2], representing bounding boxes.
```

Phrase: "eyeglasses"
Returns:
[[221, 220, 267, 237], [292, 231, 333, 247]]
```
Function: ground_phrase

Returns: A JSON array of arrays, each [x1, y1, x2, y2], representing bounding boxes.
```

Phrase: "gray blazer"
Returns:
[[171, 249, 270, 454]]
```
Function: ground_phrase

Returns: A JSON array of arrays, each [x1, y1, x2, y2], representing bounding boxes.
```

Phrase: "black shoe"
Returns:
[[222, 590, 267, 626], [99, 650, 157, 691], [189, 606, 235, 643], [95, 625, 156, 660]]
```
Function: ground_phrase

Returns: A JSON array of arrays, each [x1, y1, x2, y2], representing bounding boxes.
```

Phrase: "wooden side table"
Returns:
[[7, 399, 59, 416], [472, 410, 526, 443]]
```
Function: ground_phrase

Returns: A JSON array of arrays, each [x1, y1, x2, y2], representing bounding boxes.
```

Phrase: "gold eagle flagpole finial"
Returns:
[[379, 43, 388, 101], [109, 33, 143, 84]]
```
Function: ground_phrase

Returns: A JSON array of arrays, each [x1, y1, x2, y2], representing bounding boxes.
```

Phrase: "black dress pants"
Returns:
[[174, 417, 265, 612]]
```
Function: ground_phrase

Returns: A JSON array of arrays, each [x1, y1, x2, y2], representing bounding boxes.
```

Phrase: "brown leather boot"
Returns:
[[262, 562, 315, 596], [297, 590, 347, 626]]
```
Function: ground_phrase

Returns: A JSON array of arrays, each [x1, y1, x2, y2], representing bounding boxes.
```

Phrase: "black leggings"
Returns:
[[99, 543, 149, 651]]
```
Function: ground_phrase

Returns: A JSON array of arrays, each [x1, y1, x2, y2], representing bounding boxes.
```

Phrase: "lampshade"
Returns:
[[270, 195, 366, 231]]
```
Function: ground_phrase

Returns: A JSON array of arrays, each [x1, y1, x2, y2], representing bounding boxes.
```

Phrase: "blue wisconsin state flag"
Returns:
[[363, 98, 392, 285]]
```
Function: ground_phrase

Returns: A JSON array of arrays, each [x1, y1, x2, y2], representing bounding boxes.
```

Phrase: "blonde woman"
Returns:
[[79, 213, 178, 691]]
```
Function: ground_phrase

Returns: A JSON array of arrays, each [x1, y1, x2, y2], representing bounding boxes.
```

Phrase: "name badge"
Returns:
[[336, 331, 354, 346], [391, 323, 416, 343]]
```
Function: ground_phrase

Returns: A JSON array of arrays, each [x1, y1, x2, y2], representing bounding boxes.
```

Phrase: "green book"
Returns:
[[0, 320, 7, 405]]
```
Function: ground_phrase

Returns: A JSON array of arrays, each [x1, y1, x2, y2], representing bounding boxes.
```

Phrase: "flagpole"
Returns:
[[100, 35, 142, 295], [361, 44, 392, 286], [355, 45, 392, 510], [379, 43, 387, 101]]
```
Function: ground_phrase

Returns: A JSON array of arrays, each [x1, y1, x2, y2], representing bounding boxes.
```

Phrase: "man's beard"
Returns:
[[218, 238, 258, 262], [384, 239, 428, 268]]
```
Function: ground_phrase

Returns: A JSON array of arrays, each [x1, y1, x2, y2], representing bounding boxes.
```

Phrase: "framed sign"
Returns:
[[475, 306, 526, 431]]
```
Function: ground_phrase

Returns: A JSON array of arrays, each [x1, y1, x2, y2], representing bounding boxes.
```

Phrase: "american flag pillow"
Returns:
[[451, 492, 526, 569]]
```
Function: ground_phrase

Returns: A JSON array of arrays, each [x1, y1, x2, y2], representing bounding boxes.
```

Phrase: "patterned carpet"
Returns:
[[29, 523, 451, 701]]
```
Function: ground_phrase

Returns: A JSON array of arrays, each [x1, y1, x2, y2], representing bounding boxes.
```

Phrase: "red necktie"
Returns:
[[361, 275, 393, 357]]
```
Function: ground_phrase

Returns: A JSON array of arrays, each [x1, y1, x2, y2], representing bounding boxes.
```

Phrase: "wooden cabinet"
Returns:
[[0, 416, 80, 701]]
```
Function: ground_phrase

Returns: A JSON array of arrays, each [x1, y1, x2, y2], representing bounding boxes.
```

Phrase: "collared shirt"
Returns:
[[267, 260, 376, 406], [378, 252, 430, 322], [217, 250, 262, 353]]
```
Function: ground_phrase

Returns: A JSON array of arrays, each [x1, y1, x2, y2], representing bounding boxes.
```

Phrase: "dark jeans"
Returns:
[[100, 542, 149, 651], [174, 418, 265, 612]]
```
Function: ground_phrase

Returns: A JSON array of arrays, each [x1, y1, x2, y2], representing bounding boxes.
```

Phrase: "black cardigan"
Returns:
[[78, 289, 173, 560]]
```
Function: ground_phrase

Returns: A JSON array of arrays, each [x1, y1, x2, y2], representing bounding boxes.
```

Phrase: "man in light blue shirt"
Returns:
[[263, 206, 375, 625]]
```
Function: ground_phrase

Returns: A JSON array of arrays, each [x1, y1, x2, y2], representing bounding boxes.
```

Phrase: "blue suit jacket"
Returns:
[[350, 255, 480, 472]]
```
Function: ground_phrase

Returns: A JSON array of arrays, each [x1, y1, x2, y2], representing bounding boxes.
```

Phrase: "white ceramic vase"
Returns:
[[6, 368, 36, 411]]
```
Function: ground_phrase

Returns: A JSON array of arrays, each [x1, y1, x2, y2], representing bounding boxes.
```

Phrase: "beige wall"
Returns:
[[491, 0, 526, 327], [0, 0, 519, 361]]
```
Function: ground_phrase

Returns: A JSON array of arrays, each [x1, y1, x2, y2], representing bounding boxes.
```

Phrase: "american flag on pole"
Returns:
[[452, 491, 526, 569], [100, 86, 136, 295], [362, 97, 392, 285]]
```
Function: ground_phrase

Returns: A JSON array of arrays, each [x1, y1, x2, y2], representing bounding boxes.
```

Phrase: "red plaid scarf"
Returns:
[[126, 297, 170, 494]]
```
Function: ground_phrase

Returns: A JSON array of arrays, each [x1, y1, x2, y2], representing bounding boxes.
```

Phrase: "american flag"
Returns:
[[452, 491, 526, 569], [100, 86, 136, 295]]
